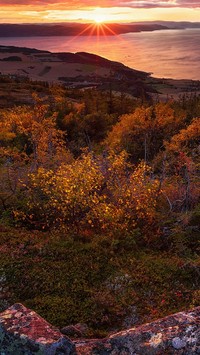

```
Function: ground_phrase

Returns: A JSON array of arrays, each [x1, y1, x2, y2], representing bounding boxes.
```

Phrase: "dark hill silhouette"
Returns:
[[0, 23, 168, 37]]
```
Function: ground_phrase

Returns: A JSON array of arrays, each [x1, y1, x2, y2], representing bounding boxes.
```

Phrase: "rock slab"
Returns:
[[1, 304, 200, 354], [0, 303, 75, 354], [75, 307, 200, 354]]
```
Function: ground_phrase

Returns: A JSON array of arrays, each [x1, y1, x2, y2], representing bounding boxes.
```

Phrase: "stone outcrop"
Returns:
[[0, 303, 75, 354], [0, 304, 200, 354], [75, 307, 200, 354]]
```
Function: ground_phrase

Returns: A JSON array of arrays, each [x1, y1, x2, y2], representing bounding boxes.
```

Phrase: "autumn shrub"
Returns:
[[165, 117, 200, 154], [0, 98, 72, 222], [15, 150, 160, 236], [86, 153, 160, 235], [18, 152, 103, 230], [159, 151, 200, 213], [105, 103, 186, 162]]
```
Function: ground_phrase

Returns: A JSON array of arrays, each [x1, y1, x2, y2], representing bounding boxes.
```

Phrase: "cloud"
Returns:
[[118, 0, 200, 8], [0, 0, 199, 8]]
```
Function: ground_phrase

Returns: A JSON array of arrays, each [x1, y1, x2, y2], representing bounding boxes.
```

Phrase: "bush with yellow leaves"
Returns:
[[18, 150, 160, 235]]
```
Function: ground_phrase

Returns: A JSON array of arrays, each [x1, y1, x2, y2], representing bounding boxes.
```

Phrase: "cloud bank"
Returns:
[[0, 0, 199, 8]]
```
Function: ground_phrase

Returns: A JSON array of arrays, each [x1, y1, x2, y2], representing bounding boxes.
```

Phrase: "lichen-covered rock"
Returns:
[[75, 307, 200, 354], [0, 303, 75, 354], [1, 304, 200, 354]]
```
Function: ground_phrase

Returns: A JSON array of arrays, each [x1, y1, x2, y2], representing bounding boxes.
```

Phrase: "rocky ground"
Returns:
[[1, 303, 200, 354]]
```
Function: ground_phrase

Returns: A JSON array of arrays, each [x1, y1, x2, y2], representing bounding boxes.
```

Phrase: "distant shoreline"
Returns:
[[0, 44, 200, 102], [0, 23, 170, 37], [0, 21, 199, 37], [1, 28, 200, 81]]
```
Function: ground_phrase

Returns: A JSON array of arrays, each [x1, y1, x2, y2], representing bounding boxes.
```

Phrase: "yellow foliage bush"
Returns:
[[20, 151, 160, 234]]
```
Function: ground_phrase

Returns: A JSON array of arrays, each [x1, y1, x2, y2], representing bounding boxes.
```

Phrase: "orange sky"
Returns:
[[0, 1, 200, 23]]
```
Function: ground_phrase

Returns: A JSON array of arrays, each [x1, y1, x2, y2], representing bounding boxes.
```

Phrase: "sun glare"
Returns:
[[92, 8, 107, 24], [93, 15, 105, 24]]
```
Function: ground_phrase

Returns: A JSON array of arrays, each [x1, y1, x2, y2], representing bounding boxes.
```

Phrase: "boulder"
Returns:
[[75, 307, 200, 354], [1, 304, 200, 354], [0, 303, 75, 354]]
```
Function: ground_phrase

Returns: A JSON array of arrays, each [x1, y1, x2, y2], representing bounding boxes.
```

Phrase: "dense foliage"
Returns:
[[0, 77, 200, 335]]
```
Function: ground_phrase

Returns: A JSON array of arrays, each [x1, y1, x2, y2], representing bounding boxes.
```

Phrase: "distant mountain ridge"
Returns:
[[0, 23, 168, 37], [134, 21, 200, 29], [0, 21, 199, 37]]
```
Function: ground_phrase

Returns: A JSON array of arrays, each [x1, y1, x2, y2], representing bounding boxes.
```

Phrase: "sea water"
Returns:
[[0, 28, 200, 80]]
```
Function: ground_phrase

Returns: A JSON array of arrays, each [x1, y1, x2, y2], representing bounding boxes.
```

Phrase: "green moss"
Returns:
[[0, 225, 199, 334]]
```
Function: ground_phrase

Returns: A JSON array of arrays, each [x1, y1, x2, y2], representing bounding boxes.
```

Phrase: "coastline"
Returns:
[[0, 45, 200, 101], [0, 23, 169, 37], [0, 28, 200, 81]]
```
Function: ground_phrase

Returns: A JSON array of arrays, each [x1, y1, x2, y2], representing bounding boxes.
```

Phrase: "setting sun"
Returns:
[[94, 16, 105, 24], [92, 8, 108, 24]]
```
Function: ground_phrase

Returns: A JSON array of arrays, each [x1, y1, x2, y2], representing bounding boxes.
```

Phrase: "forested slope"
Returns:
[[0, 76, 199, 335]]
